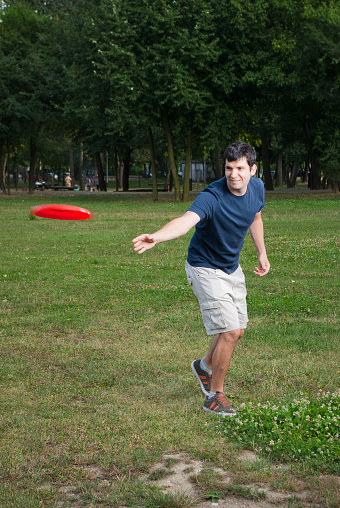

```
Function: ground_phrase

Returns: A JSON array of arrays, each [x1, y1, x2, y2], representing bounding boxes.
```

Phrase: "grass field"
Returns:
[[0, 190, 339, 507]]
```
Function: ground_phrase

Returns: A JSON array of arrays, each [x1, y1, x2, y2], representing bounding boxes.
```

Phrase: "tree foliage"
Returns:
[[0, 0, 339, 194]]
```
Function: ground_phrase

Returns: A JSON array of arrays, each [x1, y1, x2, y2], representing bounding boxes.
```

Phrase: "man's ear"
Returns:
[[251, 164, 257, 176]]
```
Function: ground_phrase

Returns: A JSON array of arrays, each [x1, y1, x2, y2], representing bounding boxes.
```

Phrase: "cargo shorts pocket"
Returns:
[[200, 301, 227, 331]]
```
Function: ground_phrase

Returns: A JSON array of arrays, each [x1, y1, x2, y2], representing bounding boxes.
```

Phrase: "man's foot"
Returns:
[[203, 392, 238, 416], [191, 359, 211, 396]]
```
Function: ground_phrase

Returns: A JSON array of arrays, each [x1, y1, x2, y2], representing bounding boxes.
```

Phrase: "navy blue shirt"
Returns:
[[187, 176, 265, 274]]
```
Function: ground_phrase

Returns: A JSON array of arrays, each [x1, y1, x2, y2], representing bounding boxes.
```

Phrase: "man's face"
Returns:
[[225, 157, 257, 195]]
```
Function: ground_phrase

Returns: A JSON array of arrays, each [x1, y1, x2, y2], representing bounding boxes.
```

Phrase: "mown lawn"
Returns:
[[0, 190, 339, 507]]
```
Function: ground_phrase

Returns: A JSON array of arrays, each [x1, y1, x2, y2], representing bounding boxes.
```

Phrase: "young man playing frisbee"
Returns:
[[133, 141, 270, 416]]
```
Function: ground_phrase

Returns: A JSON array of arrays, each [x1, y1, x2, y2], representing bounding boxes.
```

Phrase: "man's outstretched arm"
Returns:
[[249, 211, 270, 277], [132, 211, 200, 254]]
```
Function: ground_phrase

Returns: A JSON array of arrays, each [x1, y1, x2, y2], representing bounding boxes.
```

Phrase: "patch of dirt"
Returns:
[[53, 452, 335, 507], [143, 452, 321, 507], [146, 453, 204, 499]]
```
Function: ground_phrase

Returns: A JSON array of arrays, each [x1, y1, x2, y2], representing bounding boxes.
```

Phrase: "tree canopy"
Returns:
[[0, 0, 339, 195]]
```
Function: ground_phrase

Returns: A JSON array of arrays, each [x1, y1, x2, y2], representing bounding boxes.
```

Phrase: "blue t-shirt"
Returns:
[[187, 176, 265, 274]]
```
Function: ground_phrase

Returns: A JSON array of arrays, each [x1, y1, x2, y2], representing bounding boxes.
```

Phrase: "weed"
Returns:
[[148, 468, 170, 481], [165, 457, 180, 469], [191, 467, 226, 492], [148, 490, 195, 508], [218, 391, 340, 472], [203, 484, 266, 501], [225, 484, 266, 500]]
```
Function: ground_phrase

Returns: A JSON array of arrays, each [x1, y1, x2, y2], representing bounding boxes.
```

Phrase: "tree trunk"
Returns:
[[114, 147, 119, 192], [29, 137, 38, 194], [69, 147, 75, 185], [303, 153, 309, 183], [257, 159, 261, 179], [6, 145, 11, 195], [148, 127, 158, 202], [57, 163, 61, 185], [94, 152, 107, 191], [105, 151, 109, 189], [330, 180, 339, 194], [78, 142, 84, 190], [122, 150, 130, 192], [164, 163, 171, 191], [0, 139, 7, 194], [1, 155, 7, 195], [309, 151, 319, 190], [7, 168, 11, 195], [275, 153, 283, 187], [288, 160, 298, 188], [260, 130, 274, 191], [119, 161, 124, 190], [162, 109, 181, 200], [213, 147, 223, 180], [283, 156, 289, 186], [182, 122, 192, 202], [14, 149, 18, 191]]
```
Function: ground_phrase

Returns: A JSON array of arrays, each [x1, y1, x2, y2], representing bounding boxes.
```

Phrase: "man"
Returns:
[[133, 141, 270, 416]]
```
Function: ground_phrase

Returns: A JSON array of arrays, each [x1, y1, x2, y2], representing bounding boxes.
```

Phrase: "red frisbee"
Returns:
[[30, 204, 93, 220]]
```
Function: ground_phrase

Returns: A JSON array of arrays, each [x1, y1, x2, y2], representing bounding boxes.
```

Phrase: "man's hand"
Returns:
[[132, 234, 157, 254], [253, 254, 270, 277]]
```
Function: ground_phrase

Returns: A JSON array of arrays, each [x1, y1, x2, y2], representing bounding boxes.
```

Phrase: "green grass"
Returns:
[[0, 190, 339, 507]]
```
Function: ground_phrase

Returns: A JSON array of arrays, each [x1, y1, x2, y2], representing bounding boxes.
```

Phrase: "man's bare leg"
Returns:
[[204, 329, 244, 393]]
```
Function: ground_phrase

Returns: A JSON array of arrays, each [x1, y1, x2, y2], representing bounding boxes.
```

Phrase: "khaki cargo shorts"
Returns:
[[185, 261, 248, 335]]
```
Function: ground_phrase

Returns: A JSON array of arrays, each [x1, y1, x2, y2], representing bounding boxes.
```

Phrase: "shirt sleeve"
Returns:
[[187, 189, 218, 222], [258, 180, 265, 212]]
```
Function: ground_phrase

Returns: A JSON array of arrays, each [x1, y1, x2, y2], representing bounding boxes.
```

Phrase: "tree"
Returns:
[[253, 0, 340, 189], [296, 1, 340, 189], [0, 3, 66, 192], [96, 0, 219, 200]]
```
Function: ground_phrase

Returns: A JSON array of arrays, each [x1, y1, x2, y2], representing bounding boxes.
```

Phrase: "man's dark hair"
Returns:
[[224, 141, 256, 168]]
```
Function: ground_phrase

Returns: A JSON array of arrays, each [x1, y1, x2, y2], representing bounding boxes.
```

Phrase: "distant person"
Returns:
[[65, 175, 72, 187], [133, 141, 270, 417]]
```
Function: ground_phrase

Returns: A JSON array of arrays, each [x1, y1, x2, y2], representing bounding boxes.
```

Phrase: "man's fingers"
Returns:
[[132, 235, 146, 244], [133, 240, 147, 251], [132, 234, 153, 244], [253, 265, 270, 277], [135, 246, 146, 254]]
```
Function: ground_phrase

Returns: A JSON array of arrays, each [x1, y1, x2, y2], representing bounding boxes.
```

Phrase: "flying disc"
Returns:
[[30, 204, 93, 220]]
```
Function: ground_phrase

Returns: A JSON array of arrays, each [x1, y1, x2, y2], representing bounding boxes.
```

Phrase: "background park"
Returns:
[[0, 1, 339, 507]]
